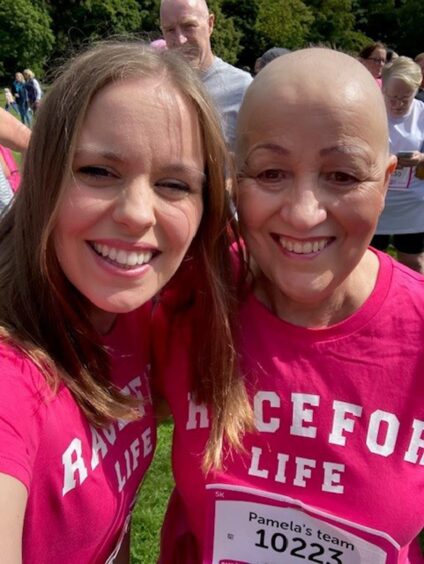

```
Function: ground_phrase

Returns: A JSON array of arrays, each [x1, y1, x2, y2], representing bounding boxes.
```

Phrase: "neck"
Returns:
[[254, 250, 379, 328], [199, 51, 214, 72], [89, 307, 117, 335]]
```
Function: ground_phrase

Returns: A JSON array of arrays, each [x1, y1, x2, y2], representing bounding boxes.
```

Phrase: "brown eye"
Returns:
[[326, 171, 357, 184], [257, 169, 286, 182], [78, 166, 114, 178]]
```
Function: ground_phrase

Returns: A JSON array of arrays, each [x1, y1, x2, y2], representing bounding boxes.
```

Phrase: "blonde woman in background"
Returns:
[[371, 56, 424, 272]]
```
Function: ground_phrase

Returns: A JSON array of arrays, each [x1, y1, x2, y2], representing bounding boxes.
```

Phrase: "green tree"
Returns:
[[48, 0, 142, 62], [396, 0, 424, 57], [221, 0, 265, 70], [255, 0, 315, 50], [305, 0, 370, 53], [0, 0, 54, 80], [136, 0, 161, 39], [208, 0, 243, 65], [352, 0, 398, 50]]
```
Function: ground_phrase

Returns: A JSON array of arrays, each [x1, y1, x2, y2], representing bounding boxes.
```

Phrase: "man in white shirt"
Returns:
[[160, 0, 252, 148]]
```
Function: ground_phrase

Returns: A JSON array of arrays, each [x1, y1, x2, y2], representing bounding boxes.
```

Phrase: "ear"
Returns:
[[208, 13, 215, 35], [383, 154, 398, 191]]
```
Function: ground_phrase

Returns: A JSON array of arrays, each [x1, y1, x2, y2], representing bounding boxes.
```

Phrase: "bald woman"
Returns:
[[157, 49, 424, 564]]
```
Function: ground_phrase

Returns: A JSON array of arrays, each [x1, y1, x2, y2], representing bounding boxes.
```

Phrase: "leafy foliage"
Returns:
[[47, 0, 142, 63], [0, 0, 54, 80], [208, 0, 243, 65], [255, 0, 314, 50], [1, 0, 423, 88]]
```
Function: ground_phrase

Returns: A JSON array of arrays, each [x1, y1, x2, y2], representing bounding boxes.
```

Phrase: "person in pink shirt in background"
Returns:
[[156, 48, 424, 564], [359, 41, 387, 87], [0, 40, 237, 563]]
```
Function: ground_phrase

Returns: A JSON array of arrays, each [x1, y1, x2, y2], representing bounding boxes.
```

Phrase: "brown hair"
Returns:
[[358, 42, 386, 60], [0, 41, 252, 444]]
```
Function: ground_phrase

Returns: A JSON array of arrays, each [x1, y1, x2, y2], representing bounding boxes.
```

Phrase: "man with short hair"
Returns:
[[415, 53, 424, 102], [160, 0, 252, 148]]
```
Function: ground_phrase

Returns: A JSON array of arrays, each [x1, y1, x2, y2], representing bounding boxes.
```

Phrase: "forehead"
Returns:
[[384, 77, 415, 95], [238, 75, 386, 158], [371, 47, 386, 56], [83, 77, 199, 136], [161, 1, 204, 25]]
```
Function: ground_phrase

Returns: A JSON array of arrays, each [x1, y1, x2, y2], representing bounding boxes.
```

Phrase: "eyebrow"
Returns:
[[162, 164, 206, 182], [74, 147, 126, 163], [319, 145, 372, 160], [74, 148, 206, 180], [246, 143, 290, 159], [246, 142, 371, 160]]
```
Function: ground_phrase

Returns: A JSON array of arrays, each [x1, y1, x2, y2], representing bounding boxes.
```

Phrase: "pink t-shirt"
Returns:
[[157, 250, 424, 563], [0, 304, 155, 563]]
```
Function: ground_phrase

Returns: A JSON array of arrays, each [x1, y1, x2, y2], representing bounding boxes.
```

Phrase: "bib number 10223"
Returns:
[[255, 529, 343, 563]]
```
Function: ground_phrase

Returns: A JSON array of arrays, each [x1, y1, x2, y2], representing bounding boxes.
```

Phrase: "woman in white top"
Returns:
[[372, 56, 424, 272]]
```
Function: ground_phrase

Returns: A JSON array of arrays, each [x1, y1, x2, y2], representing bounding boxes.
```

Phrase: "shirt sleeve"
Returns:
[[0, 347, 48, 491]]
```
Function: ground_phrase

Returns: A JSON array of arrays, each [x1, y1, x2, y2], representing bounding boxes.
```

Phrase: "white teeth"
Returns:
[[279, 237, 329, 254], [92, 243, 154, 267], [127, 252, 138, 266]]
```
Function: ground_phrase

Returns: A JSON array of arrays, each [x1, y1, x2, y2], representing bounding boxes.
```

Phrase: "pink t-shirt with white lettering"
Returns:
[[157, 250, 424, 563], [0, 304, 155, 563]]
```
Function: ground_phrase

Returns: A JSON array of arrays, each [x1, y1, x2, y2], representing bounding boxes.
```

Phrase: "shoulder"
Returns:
[[213, 57, 253, 85], [381, 252, 424, 307], [0, 342, 52, 411], [0, 342, 50, 489]]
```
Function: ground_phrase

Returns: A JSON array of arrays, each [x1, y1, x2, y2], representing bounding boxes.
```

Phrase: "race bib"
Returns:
[[389, 167, 413, 190], [204, 485, 400, 564]]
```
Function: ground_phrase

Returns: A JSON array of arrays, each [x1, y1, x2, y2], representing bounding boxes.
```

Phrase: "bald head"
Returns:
[[237, 48, 389, 157], [235, 49, 397, 314], [160, 0, 214, 70], [160, 0, 209, 19]]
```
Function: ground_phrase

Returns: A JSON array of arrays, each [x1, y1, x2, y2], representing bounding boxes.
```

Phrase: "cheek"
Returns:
[[238, 183, 278, 230], [334, 189, 384, 235], [160, 198, 203, 252]]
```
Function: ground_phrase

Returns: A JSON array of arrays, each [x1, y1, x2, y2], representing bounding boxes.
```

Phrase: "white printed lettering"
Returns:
[[62, 438, 88, 496], [404, 419, 424, 464], [329, 401, 362, 446], [366, 410, 400, 456], [248, 446, 269, 479], [130, 438, 140, 471], [91, 426, 109, 470], [254, 391, 280, 432], [141, 427, 153, 457], [186, 393, 209, 430], [322, 461, 345, 493], [293, 457, 316, 487], [290, 394, 319, 438], [275, 453, 289, 483], [115, 459, 127, 492]]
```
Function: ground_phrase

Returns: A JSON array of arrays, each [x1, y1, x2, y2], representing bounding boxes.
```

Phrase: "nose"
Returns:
[[173, 28, 188, 46], [112, 179, 156, 233], [280, 182, 327, 232]]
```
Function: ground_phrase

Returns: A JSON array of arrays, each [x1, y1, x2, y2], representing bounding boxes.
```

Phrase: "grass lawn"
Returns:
[[131, 421, 174, 563]]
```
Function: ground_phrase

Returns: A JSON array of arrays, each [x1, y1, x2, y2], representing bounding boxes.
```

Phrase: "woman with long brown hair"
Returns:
[[0, 40, 238, 562]]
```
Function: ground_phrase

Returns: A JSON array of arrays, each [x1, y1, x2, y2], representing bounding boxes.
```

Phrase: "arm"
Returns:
[[0, 473, 27, 563], [397, 151, 424, 168], [112, 525, 131, 564], [0, 108, 30, 152]]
